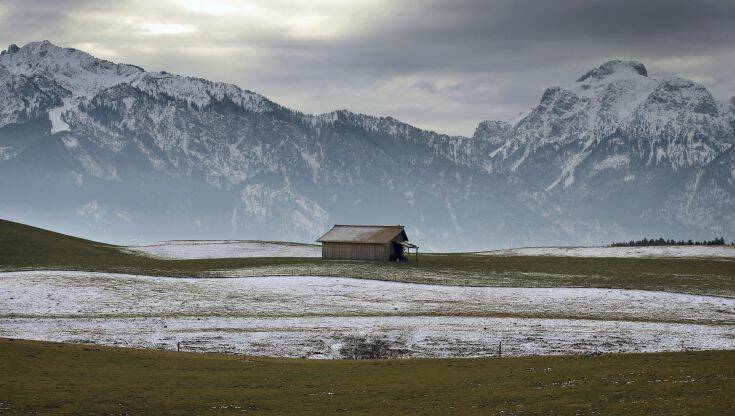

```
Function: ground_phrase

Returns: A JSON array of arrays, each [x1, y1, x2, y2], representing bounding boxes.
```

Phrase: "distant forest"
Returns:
[[610, 237, 729, 247]]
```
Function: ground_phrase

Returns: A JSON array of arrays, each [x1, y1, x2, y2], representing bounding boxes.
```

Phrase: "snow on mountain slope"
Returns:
[[0, 67, 67, 131], [0, 41, 271, 109], [0, 41, 142, 98], [491, 61, 657, 170], [0, 41, 273, 139], [622, 77, 729, 169], [486, 60, 733, 190], [133, 71, 272, 112]]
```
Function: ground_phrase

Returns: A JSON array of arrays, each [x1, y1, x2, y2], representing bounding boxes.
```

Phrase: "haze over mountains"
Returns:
[[0, 41, 733, 250]]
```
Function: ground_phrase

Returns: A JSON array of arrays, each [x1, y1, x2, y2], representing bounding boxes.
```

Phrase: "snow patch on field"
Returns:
[[1, 271, 733, 358], [124, 240, 321, 259], [479, 245, 735, 258], [5, 316, 733, 359]]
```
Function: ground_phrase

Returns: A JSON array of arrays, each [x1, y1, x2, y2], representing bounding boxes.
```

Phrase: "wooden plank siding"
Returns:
[[321, 242, 391, 261], [317, 225, 416, 262]]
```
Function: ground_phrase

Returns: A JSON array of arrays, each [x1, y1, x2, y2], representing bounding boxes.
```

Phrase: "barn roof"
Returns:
[[317, 225, 408, 244]]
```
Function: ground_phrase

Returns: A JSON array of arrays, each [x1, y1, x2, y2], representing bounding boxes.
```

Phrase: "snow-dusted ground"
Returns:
[[1, 271, 733, 358], [478, 245, 735, 258], [124, 240, 321, 259], [124, 241, 735, 260]]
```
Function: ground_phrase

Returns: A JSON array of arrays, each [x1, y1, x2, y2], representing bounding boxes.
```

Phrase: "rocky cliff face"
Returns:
[[0, 43, 732, 249]]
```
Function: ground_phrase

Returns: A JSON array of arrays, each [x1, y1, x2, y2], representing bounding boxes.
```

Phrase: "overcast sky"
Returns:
[[2, 0, 735, 136]]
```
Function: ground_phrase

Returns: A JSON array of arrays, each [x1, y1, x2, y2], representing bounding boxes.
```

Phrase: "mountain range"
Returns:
[[0, 41, 733, 250]]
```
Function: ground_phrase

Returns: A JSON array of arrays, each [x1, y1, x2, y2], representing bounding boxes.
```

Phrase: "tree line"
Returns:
[[610, 237, 730, 247]]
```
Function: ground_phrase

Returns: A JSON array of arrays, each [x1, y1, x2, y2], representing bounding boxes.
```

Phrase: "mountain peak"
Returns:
[[22, 39, 59, 50], [2, 40, 65, 57], [474, 120, 511, 139], [0, 40, 148, 98], [1, 43, 20, 55], [577, 60, 648, 83]]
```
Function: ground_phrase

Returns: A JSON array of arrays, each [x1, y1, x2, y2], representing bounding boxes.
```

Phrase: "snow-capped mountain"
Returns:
[[475, 60, 734, 240], [487, 60, 730, 184], [0, 42, 732, 249]]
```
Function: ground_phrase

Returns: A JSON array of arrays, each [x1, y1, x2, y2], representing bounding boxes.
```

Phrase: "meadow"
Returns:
[[2, 219, 734, 297], [2, 338, 735, 415], [2, 219, 735, 414]]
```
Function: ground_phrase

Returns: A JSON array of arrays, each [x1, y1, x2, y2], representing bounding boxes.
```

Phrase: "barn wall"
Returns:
[[321, 242, 390, 261]]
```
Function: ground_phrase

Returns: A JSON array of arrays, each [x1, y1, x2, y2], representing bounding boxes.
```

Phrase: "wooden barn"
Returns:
[[317, 225, 419, 261]]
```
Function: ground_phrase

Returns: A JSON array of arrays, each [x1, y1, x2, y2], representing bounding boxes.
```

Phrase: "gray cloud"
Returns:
[[1, 0, 735, 135]]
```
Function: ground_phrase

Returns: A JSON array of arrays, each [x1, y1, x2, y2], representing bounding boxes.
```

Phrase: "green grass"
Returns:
[[0, 218, 322, 271], [2, 218, 735, 297], [2, 221, 734, 414], [1, 338, 734, 415]]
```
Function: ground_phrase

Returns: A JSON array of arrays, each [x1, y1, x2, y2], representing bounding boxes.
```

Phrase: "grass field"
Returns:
[[2, 219, 734, 297], [2, 220, 735, 413], [1, 338, 734, 415]]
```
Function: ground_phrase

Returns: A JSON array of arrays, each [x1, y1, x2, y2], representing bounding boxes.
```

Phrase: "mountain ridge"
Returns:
[[0, 40, 732, 250]]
